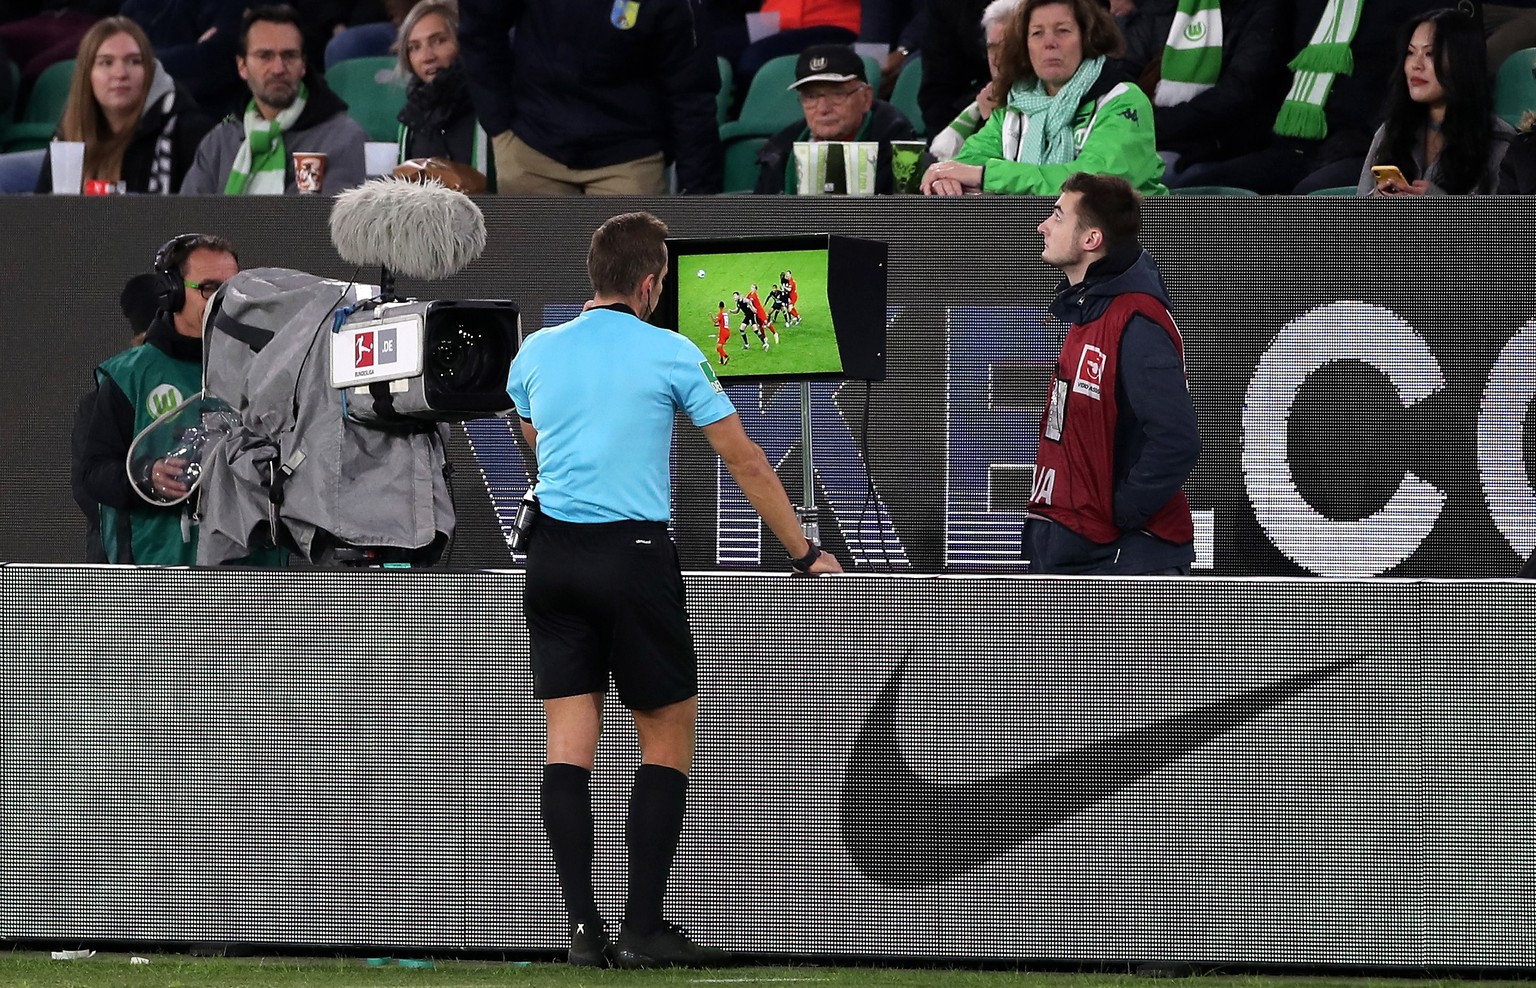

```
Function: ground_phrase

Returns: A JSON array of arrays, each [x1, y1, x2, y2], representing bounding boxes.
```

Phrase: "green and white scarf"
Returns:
[[1273, 0, 1362, 140], [1007, 56, 1104, 165], [224, 83, 308, 195], [1156, 0, 1222, 106]]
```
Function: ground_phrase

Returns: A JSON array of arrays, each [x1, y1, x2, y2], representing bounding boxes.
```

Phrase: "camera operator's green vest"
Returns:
[[96, 345, 202, 566]]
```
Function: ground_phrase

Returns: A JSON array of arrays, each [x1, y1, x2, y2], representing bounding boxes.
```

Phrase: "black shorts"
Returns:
[[524, 516, 696, 711]]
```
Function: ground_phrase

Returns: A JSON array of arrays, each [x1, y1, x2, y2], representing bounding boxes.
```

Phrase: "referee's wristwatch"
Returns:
[[789, 541, 822, 574]]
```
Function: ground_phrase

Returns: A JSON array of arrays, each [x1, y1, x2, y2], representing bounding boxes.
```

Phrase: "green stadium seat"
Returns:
[[1495, 47, 1536, 127], [723, 136, 767, 193], [1305, 185, 1358, 196], [720, 54, 804, 141], [326, 56, 406, 143], [1, 58, 75, 153], [1170, 185, 1260, 196], [890, 55, 924, 135], [716, 56, 734, 124]]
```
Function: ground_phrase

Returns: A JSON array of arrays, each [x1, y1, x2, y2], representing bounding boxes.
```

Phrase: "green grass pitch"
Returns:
[[675, 248, 843, 378]]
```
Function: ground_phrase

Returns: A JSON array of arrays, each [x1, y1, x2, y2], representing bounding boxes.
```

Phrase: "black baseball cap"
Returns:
[[789, 44, 867, 90]]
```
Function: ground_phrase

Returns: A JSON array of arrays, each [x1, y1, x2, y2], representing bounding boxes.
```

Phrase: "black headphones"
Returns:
[[153, 233, 205, 314]]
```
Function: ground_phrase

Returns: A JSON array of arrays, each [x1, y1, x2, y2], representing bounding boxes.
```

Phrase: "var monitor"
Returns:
[[658, 234, 887, 382]]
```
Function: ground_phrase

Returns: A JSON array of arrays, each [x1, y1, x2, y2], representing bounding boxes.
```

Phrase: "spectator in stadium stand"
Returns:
[[753, 43, 918, 194], [930, 0, 1021, 161], [1483, 0, 1536, 80], [390, 0, 490, 194], [1163, 0, 1442, 194], [920, 0, 1166, 196], [180, 4, 367, 195], [859, 0, 923, 98], [0, 1, 116, 101], [1359, 7, 1513, 196], [918, 0, 991, 141], [119, 0, 244, 119], [34, 17, 215, 193], [457, 0, 722, 195], [318, 0, 411, 69], [1110, 0, 1288, 189]]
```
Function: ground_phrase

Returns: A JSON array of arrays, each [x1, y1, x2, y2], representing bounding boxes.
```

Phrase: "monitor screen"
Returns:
[[659, 234, 886, 383]]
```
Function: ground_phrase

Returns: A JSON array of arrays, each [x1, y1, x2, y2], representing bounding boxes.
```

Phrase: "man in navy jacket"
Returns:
[[458, 0, 722, 195]]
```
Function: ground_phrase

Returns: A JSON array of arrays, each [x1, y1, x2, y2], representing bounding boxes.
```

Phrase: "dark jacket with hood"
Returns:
[[1024, 245, 1200, 575], [37, 62, 215, 193]]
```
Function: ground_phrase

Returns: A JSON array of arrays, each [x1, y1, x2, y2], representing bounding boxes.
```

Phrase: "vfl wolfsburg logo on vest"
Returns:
[[146, 384, 184, 419], [611, 0, 640, 29]]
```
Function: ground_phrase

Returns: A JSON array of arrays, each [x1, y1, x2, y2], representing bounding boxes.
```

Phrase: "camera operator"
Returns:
[[78, 233, 235, 564], [507, 211, 841, 969]]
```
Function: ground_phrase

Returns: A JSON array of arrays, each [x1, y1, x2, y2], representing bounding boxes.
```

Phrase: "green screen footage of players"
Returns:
[[677, 248, 842, 378]]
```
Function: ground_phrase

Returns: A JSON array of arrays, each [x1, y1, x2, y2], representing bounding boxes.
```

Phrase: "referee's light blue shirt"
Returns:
[[507, 307, 737, 524]]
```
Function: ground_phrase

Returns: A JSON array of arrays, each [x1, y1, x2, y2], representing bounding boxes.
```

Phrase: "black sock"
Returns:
[[623, 763, 689, 936], [541, 762, 600, 928]]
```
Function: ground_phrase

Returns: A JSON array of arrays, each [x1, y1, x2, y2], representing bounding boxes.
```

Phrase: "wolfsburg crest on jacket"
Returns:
[[611, 0, 640, 29], [196, 267, 453, 566]]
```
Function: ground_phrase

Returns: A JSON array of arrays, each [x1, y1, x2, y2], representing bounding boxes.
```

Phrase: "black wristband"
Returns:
[[789, 541, 821, 574]]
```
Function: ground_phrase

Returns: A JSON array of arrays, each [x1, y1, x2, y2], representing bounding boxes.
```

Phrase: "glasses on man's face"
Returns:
[[798, 85, 864, 107], [184, 279, 224, 300], [246, 49, 303, 67]]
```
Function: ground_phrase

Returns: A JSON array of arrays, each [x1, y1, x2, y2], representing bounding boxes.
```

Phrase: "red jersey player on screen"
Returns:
[[781, 270, 800, 325], [748, 284, 778, 344], [714, 302, 731, 365]]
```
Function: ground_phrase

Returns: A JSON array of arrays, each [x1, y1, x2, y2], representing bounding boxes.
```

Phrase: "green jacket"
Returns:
[[955, 75, 1168, 197]]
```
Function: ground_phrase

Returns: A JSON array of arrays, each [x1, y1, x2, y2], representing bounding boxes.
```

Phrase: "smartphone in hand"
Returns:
[[1370, 164, 1410, 188]]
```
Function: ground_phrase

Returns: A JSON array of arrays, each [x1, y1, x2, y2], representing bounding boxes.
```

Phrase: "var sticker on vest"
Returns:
[[1073, 344, 1106, 399]]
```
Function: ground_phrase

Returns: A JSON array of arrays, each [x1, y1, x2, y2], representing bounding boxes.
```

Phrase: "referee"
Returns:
[[507, 211, 843, 969]]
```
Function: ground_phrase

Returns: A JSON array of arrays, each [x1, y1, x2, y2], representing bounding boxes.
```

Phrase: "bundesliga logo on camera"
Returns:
[[354, 327, 398, 369]]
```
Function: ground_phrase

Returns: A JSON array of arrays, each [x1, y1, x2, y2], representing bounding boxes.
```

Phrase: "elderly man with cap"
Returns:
[[752, 42, 917, 195]]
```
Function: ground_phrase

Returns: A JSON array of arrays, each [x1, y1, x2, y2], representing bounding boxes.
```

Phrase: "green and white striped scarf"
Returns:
[[1156, 0, 1222, 106], [224, 83, 308, 195], [1273, 0, 1363, 140], [1007, 56, 1105, 165]]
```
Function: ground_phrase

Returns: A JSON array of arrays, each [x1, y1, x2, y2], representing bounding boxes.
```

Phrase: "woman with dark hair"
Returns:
[[391, 0, 490, 193], [1360, 7, 1513, 196], [36, 16, 212, 193], [920, 0, 1165, 196]]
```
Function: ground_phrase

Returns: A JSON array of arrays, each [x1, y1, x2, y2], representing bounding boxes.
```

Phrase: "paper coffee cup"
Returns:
[[49, 140, 84, 195], [293, 151, 327, 194], [889, 140, 926, 195]]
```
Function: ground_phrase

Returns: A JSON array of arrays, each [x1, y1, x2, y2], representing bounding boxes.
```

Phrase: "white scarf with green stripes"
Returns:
[[1156, 0, 1223, 107], [1274, 0, 1363, 140]]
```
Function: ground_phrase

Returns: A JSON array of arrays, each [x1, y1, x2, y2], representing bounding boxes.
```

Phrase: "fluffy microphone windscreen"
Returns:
[[329, 177, 487, 281]]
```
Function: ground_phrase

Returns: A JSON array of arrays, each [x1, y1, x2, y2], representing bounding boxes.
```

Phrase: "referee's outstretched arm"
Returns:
[[702, 414, 844, 576]]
